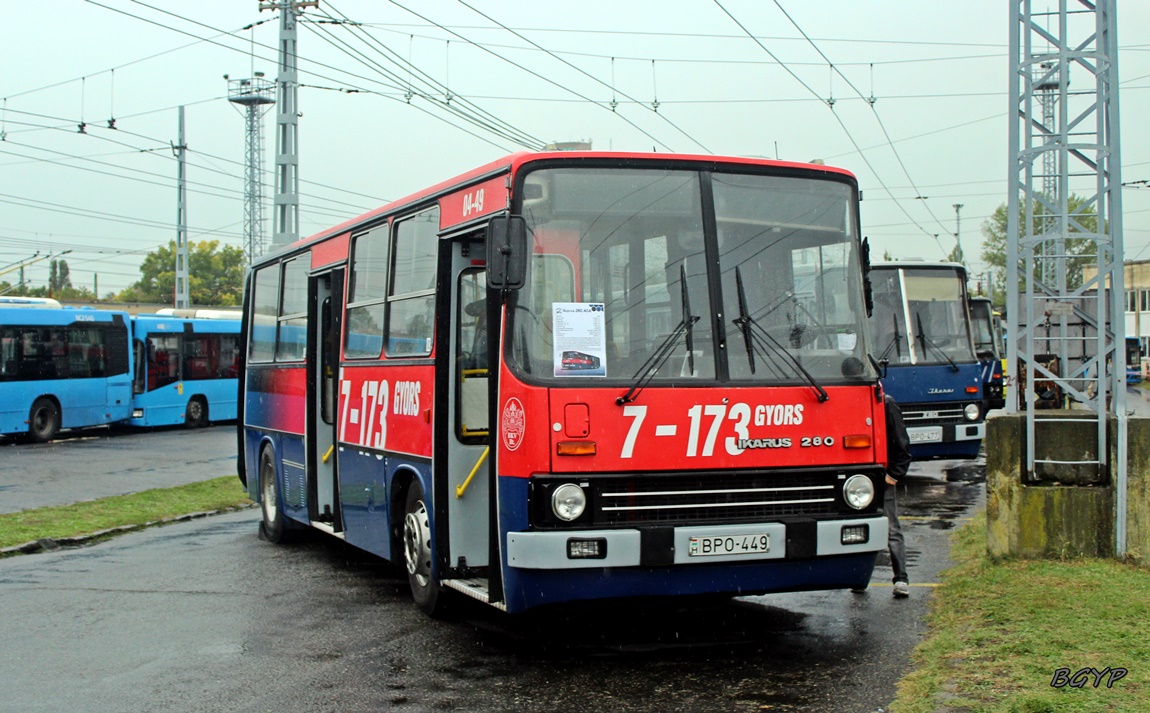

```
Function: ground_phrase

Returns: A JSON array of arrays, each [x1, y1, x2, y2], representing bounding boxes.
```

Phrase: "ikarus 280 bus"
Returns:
[[240, 151, 896, 614]]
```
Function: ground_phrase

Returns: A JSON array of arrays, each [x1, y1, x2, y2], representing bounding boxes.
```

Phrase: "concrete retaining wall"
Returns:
[[986, 413, 1150, 564]]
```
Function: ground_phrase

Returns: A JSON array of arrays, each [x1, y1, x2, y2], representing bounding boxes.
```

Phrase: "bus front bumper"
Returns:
[[506, 516, 888, 570]]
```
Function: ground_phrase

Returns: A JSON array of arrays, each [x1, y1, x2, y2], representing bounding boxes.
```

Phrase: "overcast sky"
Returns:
[[1, 0, 1148, 297]]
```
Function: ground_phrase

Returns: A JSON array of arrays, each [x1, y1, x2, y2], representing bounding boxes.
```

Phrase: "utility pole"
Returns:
[[260, 0, 318, 249], [953, 203, 965, 264], [174, 106, 190, 308]]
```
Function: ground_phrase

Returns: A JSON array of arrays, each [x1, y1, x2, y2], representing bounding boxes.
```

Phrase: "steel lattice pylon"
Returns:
[[261, 1, 316, 248], [228, 76, 276, 263], [1006, 0, 1127, 554]]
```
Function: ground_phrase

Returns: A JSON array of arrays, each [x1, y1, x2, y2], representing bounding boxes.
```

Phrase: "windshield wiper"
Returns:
[[915, 313, 960, 372], [617, 264, 699, 405], [731, 267, 829, 403], [878, 313, 903, 361]]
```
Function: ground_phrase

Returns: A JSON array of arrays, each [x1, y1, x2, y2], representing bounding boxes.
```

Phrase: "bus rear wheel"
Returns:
[[186, 397, 208, 428], [403, 482, 446, 616], [28, 398, 60, 443], [259, 447, 292, 544]]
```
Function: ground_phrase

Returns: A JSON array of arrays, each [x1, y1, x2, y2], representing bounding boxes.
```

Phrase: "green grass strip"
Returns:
[[892, 511, 1150, 713], [0, 476, 252, 551]]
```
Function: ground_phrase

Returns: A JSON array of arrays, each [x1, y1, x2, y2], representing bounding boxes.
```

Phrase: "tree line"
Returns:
[[1, 240, 245, 305]]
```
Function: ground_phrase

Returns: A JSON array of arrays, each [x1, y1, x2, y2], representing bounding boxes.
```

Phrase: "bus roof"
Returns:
[[262, 151, 859, 267], [872, 260, 967, 274], [0, 296, 63, 308], [0, 306, 127, 325]]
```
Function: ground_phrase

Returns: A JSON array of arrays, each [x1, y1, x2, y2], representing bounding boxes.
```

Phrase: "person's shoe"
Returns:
[[893, 580, 910, 598]]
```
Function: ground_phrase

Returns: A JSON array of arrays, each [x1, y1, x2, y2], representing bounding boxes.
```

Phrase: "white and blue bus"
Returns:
[[868, 262, 986, 460], [0, 306, 133, 442], [129, 314, 241, 428]]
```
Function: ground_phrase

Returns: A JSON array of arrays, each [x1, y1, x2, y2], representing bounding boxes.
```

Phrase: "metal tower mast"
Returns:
[[1036, 62, 1061, 288], [1006, 1, 1126, 551], [260, 0, 317, 248], [228, 73, 276, 262]]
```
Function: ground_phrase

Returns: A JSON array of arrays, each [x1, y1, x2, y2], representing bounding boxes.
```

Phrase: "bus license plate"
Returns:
[[909, 427, 943, 443], [688, 533, 770, 557]]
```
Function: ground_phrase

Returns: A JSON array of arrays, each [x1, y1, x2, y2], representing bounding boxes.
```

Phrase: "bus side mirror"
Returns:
[[487, 216, 527, 290], [868, 353, 888, 379], [861, 237, 874, 318]]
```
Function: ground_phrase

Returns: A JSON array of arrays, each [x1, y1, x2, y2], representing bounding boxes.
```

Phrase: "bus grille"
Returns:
[[901, 403, 966, 425], [587, 471, 841, 526]]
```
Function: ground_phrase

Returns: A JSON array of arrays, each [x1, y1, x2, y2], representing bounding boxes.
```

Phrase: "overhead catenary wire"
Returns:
[[712, 0, 948, 258], [454, 0, 712, 153], [771, 0, 954, 241], [91, 0, 550, 154], [302, 12, 536, 150], [386, 0, 678, 153], [318, 2, 547, 148], [0, 106, 379, 214]]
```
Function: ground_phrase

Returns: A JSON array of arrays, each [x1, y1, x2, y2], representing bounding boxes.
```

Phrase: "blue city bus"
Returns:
[[968, 296, 1006, 411], [868, 262, 985, 459], [0, 305, 133, 442], [129, 314, 241, 427]]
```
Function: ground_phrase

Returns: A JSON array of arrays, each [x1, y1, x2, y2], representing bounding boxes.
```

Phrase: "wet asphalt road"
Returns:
[[0, 427, 985, 713], [0, 423, 238, 514]]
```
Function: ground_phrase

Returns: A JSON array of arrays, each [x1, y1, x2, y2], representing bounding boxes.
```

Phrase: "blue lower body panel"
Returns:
[[496, 476, 882, 613], [910, 439, 982, 460], [500, 552, 878, 613]]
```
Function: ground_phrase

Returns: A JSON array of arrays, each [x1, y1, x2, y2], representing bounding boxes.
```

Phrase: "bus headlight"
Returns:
[[551, 483, 587, 521], [843, 474, 875, 510], [964, 403, 981, 421]]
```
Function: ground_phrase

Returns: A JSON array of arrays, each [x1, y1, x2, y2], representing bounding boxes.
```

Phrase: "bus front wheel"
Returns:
[[403, 482, 446, 616], [186, 397, 208, 428], [28, 398, 60, 443], [259, 447, 291, 543]]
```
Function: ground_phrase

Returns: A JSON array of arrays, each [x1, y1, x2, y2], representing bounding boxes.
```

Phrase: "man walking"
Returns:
[[883, 393, 912, 597]]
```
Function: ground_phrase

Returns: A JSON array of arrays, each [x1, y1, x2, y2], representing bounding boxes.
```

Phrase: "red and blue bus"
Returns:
[[0, 305, 133, 442], [1126, 336, 1143, 384], [240, 150, 893, 614], [129, 313, 241, 427], [869, 262, 985, 459], [968, 296, 1006, 411]]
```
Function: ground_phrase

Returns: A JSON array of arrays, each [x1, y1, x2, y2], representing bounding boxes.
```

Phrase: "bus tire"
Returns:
[[403, 482, 447, 616], [28, 398, 60, 443], [186, 397, 208, 428], [259, 446, 292, 544]]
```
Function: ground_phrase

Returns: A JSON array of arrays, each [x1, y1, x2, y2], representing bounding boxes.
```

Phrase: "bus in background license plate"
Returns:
[[909, 426, 942, 443], [689, 533, 770, 557]]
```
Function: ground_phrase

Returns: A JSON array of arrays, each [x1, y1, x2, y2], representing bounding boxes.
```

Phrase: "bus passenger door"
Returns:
[[439, 236, 490, 573], [309, 270, 343, 531]]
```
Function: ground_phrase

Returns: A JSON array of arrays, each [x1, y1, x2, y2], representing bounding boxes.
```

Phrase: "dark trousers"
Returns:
[[886, 483, 908, 583]]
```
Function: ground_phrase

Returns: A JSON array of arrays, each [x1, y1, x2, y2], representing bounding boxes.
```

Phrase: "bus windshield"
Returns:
[[508, 166, 873, 384], [871, 266, 976, 366], [969, 299, 1000, 357]]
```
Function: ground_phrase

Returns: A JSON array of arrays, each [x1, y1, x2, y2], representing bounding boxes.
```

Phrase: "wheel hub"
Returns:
[[404, 501, 431, 586]]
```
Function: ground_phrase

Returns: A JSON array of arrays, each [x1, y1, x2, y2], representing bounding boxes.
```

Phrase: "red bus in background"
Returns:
[[239, 151, 891, 615]]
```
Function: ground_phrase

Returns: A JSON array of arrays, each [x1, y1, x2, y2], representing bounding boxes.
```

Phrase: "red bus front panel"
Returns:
[[545, 386, 878, 473]]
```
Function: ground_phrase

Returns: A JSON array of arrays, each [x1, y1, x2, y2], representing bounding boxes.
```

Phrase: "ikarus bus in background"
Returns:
[[869, 261, 986, 460]]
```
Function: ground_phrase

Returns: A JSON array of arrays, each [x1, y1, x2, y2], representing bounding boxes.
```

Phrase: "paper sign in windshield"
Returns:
[[553, 303, 607, 377]]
